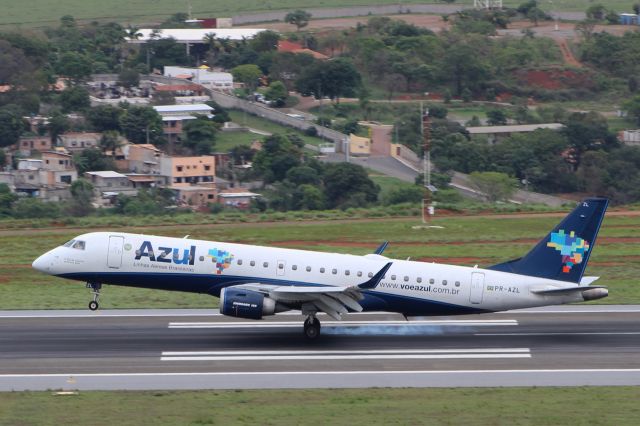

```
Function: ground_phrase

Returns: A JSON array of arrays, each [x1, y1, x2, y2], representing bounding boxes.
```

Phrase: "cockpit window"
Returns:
[[71, 240, 86, 250], [63, 240, 75, 247]]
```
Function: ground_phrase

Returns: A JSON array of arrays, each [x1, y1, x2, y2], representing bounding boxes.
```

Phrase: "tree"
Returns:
[[252, 134, 302, 183], [119, 105, 163, 144], [99, 130, 124, 156], [284, 10, 312, 32], [486, 109, 508, 125], [623, 96, 640, 126], [383, 186, 424, 205], [182, 117, 217, 154], [0, 183, 17, 216], [264, 81, 288, 106], [322, 162, 379, 209], [298, 184, 325, 210], [575, 19, 597, 41], [59, 85, 90, 112], [286, 165, 320, 186], [68, 178, 95, 216], [0, 106, 24, 148], [381, 73, 407, 101], [295, 58, 361, 102], [47, 111, 70, 143], [54, 52, 92, 83], [117, 68, 140, 88], [469, 171, 517, 202], [586, 4, 607, 21], [74, 148, 115, 174], [86, 105, 123, 132], [249, 30, 280, 53], [231, 64, 262, 94]]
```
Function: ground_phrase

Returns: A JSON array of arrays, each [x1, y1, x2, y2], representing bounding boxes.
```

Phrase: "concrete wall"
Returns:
[[208, 91, 348, 147]]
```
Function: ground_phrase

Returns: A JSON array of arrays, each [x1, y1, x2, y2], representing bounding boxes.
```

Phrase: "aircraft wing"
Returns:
[[228, 262, 392, 320]]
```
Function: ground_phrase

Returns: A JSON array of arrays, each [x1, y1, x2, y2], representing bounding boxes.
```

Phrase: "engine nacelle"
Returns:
[[219, 287, 276, 320]]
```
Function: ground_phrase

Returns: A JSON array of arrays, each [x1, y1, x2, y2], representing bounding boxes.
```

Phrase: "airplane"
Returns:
[[32, 198, 609, 339]]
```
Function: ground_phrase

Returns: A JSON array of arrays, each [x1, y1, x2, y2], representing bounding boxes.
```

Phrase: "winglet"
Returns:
[[374, 241, 389, 255], [358, 262, 393, 290]]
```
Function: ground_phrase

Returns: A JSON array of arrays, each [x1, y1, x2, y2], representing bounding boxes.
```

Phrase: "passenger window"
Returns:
[[278, 263, 284, 269], [199, 256, 205, 262], [332, 269, 337, 275], [320, 267, 325, 273], [455, 281, 460, 287], [404, 276, 409, 282], [72, 240, 85, 250], [306, 266, 311, 272], [357, 271, 362, 277], [263, 262, 269, 268], [237, 259, 243, 265], [250, 261, 255, 267], [345, 270, 350, 276], [292, 265, 298, 270], [391, 275, 396, 280], [429, 279, 435, 284], [417, 277, 422, 283], [368, 272, 373, 278], [442, 280, 447, 286]]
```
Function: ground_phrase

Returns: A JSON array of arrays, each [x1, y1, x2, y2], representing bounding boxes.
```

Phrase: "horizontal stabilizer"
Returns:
[[531, 285, 606, 295]]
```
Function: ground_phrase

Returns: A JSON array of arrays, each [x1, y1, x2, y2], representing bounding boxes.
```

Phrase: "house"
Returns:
[[125, 174, 168, 189], [172, 184, 217, 207], [16, 136, 52, 156], [466, 123, 564, 144], [118, 143, 163, 174], [163, 66, 233, 91], [153, 104, 214, 144], [12, 152, 76, 201], [160, 155, 215, 186], [85, 171, 137, 197], [57, 132, 101, 151], [620, 129, 640, 145]]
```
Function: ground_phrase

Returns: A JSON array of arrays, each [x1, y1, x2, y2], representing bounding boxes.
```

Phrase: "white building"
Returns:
[[128, 28, 268, 44], [164, 66, 233, 91]]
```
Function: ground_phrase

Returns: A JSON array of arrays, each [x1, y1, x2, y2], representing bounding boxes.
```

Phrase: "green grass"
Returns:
[[1, 387, 640, 425], [227, 110, 325, 147], [1, 0, 632, 28], [215, 130, 261, 153], [0, 209, 638, 309]]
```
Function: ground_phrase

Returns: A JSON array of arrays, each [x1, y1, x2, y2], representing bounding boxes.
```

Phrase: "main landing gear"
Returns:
[[303, 315, 321, 339], [86, 283, 102, 311]]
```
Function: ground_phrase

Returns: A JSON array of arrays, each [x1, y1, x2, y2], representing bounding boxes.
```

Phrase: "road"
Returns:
[[1, 306, 639, 391]]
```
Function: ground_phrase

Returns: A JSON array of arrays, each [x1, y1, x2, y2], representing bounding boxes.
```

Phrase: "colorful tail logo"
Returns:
[[208, 249, 234, 275], [547, 230, 590, 273]]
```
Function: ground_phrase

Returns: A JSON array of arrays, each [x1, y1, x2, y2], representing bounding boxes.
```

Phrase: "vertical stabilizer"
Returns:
[[488, 198, 608, 283]]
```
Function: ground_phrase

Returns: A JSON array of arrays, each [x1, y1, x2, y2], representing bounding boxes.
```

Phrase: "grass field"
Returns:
[[226, 110, 325, 147], [0, 209, 638, 309], [1, 387, 639, 425], [0, 1, 633, 28]]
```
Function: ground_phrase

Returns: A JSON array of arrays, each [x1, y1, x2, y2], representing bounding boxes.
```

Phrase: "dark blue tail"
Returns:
[[488, 198, 608, 283]]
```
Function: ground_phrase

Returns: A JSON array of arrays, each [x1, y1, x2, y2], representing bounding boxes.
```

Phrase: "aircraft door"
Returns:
[[107, 236, 124, 269], [277, 260, 286, 276], [469, 272, 485, 304]]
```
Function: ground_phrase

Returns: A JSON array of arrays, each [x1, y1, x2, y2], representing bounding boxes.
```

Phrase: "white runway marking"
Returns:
[[476, 332, 640, 336], [168, 320, 518, 329], [160, 348, 531, 362]]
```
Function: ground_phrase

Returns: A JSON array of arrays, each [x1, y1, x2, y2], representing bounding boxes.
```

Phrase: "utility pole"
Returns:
[[421, 102, 433, 224]]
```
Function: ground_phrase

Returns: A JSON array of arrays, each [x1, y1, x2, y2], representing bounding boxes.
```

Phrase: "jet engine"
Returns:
[[219, 287, 277, 320]]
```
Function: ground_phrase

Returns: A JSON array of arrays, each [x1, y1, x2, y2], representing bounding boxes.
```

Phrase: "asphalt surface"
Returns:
[[1, 306, 639, 391]]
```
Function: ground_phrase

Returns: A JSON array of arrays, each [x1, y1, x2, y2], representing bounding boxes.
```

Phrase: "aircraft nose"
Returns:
[[32, 253, 51, 273]]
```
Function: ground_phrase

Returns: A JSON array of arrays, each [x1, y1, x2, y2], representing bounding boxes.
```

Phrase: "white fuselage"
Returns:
[[33, 232, 588, 315]]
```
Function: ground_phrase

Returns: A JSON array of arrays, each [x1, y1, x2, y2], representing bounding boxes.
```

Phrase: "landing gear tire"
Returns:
[[86, 282, 102, 311], [303, 317, 321, 339]]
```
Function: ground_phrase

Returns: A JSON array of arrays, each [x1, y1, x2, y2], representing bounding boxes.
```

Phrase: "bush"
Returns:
[[304, 126, 318, 137]]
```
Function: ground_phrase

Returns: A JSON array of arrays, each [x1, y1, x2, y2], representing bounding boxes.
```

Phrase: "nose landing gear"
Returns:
[[86, 283, 102, 311], [303, 315, 321, 339]]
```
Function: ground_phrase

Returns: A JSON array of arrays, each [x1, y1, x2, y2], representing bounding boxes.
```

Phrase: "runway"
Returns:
[[1, 305, 640, 391]]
